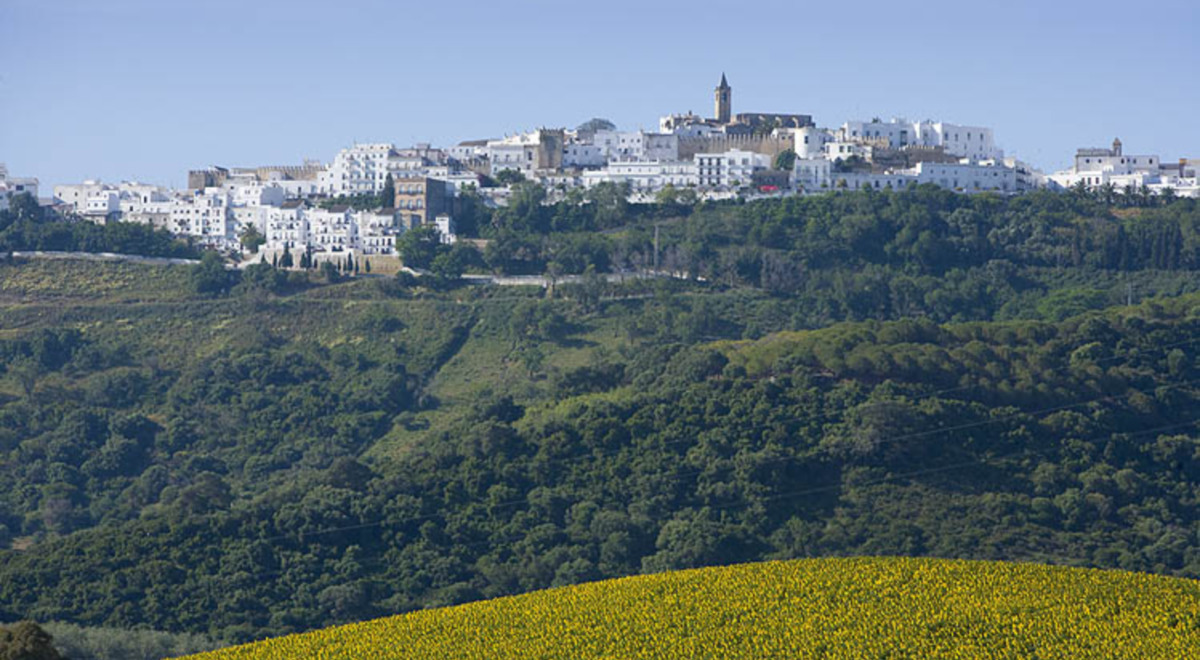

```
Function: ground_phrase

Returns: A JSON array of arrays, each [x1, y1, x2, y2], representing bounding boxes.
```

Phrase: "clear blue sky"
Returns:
[[2, 0, 1197, 189]]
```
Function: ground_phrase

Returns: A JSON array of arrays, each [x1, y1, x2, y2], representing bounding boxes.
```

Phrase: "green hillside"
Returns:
[[182, 557, 1200, 659], [1, 190, 1199, 654]]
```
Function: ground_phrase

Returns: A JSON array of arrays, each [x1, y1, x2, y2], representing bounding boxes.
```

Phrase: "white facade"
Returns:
[[307, 207, 357, 252], [840, 118, 1002, 161], [1046, 140, 1170, 192], [795, 127, 835, 159], [84, 191, 122, 219], [485, 130, 556, 175], [265, 202, 307, 250], [54, 181, 113, 213], [659, 112, 719, 137], [793, 158, 833, 190], [447, 142, 488, 162], [223, 181, 286, 208], [582, 160, 698, 191], [0, 165, 38, 213], [357, 209, 400, 254], [909, 161, 1016, 192], [435, 214, 457, 244], [170, 189, 235, 247], [322, 143, 396, 195], [824, 140, 873, 162], [563, 143, 605, 168], [695, 150, 767, 189]]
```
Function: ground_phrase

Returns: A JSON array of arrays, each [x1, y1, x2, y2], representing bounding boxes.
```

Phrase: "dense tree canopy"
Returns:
[[0, 189, 1198, 649]]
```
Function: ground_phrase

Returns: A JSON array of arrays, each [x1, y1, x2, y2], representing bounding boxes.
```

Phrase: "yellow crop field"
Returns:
[[181, 557, 1200, 659]]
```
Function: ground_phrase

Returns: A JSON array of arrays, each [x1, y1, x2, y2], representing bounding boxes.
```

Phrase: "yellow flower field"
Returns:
[[181, 557, 1200, 659]]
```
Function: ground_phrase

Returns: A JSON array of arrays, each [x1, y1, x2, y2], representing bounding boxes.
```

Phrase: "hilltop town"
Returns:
[[3, 75, 1197, 261]]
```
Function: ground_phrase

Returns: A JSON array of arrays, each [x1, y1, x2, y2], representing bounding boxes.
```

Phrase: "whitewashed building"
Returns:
[[695, 150, 768, 189], [435, 214, 457, 244], [0, 165, 38, 213], [582, 160, 698, 191], [793, 158, 833, 190], [795, 127, 835, 159], [321, 143, 396, 195], [307, 206, 357, 252], [170, 189, 236, 247], [265, 201, 307, 250], [54, 180, 113, 213], [910, 161, 1017, 192], [1047, 139, 1161, 190], [590, 130, 679, 162], [840, 118, 1002, 161], [357, 209, 401, 255]]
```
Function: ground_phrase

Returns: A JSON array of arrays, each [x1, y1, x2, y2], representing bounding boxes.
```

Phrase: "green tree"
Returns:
[[773, 148, 796, 172], [239, 225, 266, 253], [430, 243, 477, 280], [494, 169, 526, 186], [7, 193, 44, 224], [379, 174, 395, 209], [397, 224, 443, 270], [576, 118, 616, 134], [0, 621, 66, 660], [190, 251, 235, 296], [320, 260, 340, 283]]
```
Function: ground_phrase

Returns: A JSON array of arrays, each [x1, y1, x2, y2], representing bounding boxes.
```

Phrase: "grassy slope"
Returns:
[[181, 557, 1200, 659]]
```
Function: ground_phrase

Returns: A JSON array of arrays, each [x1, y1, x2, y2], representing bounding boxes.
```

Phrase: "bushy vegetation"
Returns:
[[0, 189, 1197, 648], [182, 557, 1200, 659], [461, 183, 1200, 281]]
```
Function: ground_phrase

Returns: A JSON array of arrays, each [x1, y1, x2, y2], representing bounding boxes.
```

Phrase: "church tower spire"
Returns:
[[714, 73, 732, 124]]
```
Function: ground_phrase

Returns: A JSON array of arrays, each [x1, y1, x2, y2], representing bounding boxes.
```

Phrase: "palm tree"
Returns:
[[1100, 182, 1117, 206]]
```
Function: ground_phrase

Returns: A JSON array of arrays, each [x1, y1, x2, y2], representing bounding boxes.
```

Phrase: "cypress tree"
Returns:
[[379, 173, 395, 209]]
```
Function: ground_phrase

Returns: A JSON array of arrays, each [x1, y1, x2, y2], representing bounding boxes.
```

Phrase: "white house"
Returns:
[[224, 181, 286, 208], [590, 130, 679, 163], [795, 127, 835, 159], [321, 143, 396, 195], [581, 160, 698, 192], [909, 161, 1017, 192], [793, 157, 833, 190], [0, 165, 38, 212], [357, 209, 401, 255], [170, 189, 236, 247], [306, 206, 357, 253], [83, 190, 122, 222], [265, 200, 308, 250], [54, 180, 113, 213], [695, 150, 768, 189], [435, 214, 457, 244], [1047, 139, 1163, 190], [840, 118, 1002, 162], [563, 142, 605, 168]]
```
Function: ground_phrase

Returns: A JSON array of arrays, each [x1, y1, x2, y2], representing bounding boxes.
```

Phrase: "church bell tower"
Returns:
[[714, 73, 732, 124]]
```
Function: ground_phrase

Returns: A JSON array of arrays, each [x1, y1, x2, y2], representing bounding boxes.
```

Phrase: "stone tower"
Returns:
[[1112, 137, 1123, 157], [714, 73, 732, 124]]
